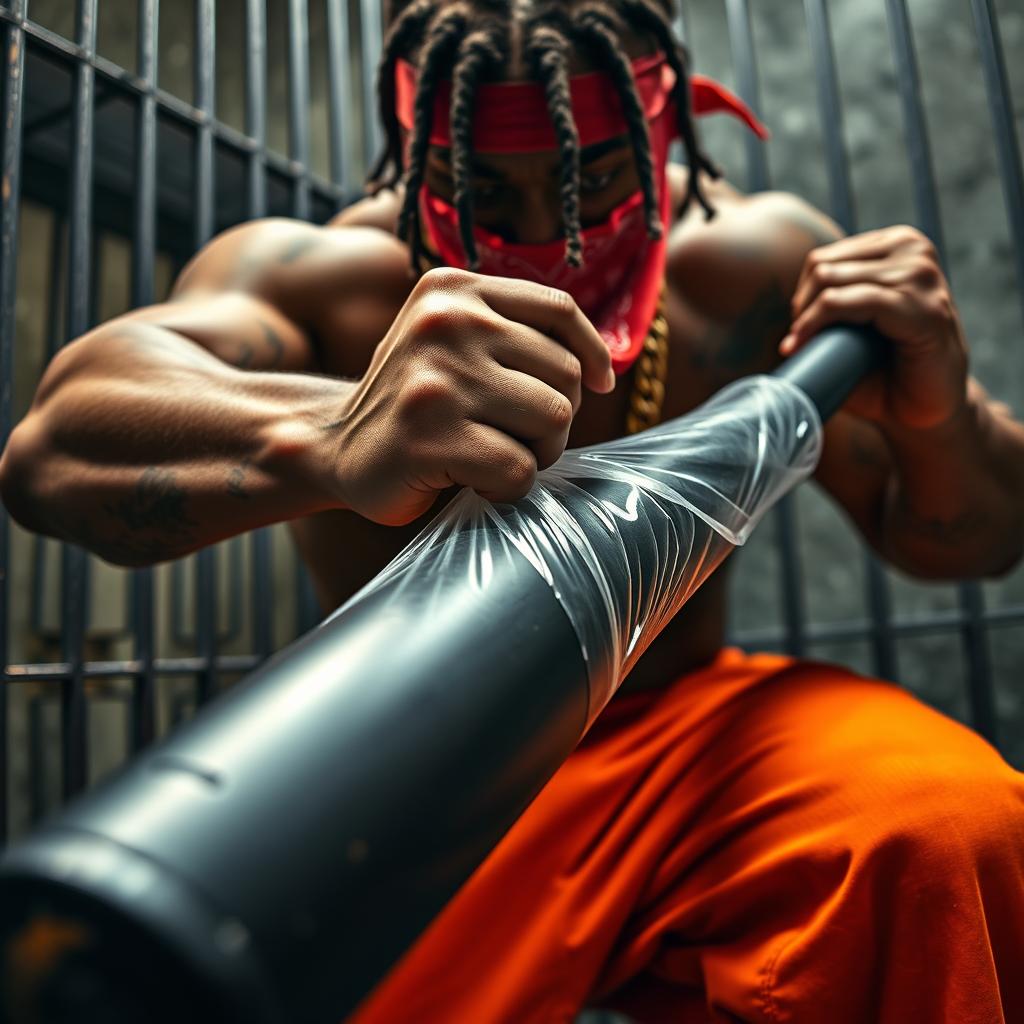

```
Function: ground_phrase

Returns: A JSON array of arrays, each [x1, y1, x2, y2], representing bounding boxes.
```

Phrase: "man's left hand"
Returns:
[[780, 225, 968, 431]]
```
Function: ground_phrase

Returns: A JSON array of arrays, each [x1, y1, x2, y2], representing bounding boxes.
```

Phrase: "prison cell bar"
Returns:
[[884, 0, 998, 746], [802, 0, 898, 681], [287, 0, 324, 636], [969, 0, 1024, 332], [59, 0, 98, 799], [723, 0, 809, 659], [0, 0, 27, 847], [130, 0, 159, 751]]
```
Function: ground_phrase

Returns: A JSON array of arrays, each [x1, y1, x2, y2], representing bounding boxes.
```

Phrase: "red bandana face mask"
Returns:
[[395, 54, 768, 375]]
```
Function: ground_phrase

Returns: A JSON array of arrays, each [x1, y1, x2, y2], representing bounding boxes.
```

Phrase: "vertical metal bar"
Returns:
[[968, 0, 1024, 328], [722, 0, 805, 655], [882, 0, 946, 258], [130, 0, 158, 748], [245, 0, 267, 215], [288, 0, 311, 219], [802, 0, 898, 681], [723, 0, 769, 193], [194, 0, 217, 704], [61, 0, 99, 799], [359, 0, 384, 176], [0, 0, 27, 844], [245, 0, 273, 660], [883, 0, 996, 745], [326, 0, 352, 191]]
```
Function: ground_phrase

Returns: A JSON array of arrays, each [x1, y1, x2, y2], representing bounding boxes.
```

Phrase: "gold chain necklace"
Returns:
[[624, 287, 669, 435]]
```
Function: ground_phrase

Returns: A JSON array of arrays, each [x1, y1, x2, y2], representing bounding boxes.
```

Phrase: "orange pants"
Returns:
[[350, 649, 1024, 1023]]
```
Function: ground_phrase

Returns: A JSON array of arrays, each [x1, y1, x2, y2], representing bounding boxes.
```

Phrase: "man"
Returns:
[[2, 1, 1023, 1020]]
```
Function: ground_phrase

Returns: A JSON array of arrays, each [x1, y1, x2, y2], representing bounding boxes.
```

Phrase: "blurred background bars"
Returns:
[[885, 0, 996, 744], [0, 0, 1022, 846], [803, 0, 898, 681], [0, 0, 27, 845], [59, 0, 98, 798], [129, 0, 158, 750], [723, 0, 809, 659]]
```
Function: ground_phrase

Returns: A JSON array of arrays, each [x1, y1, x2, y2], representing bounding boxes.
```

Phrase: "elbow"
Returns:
[[0, 417, 54, 537]]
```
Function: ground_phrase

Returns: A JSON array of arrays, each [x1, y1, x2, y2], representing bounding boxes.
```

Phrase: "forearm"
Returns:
[[0, 323, 353, 566], [879, 384, 1024, 578]]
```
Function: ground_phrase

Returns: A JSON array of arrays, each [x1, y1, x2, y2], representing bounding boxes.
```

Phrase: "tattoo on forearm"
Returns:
[[227, 459, 253, 499], [105, 467, 198, 543], [893, 493, 985, 548]]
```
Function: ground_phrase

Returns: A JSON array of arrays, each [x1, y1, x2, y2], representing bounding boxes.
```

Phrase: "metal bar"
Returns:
[[802, 0, 898, 681], [244, 0, 274, 661], [0, 0, 27, 844], [882, 0, 946, 258], [288, 0, 311, 219], [722, 0, 806, 656], [4, 653, 266, 680], [325, 0, 352, 190], [723, 0, 769, 192], [0, 11, 348, 208], [129, 0, 159, 750], [735, 601, 1024, 648], [194, 0, 217, 705], [968, 0, 1024, 328], [60, 0, 99, 799], [883, 0, 996, 746], [5, 598, 1024, 684], [359, 0, 384, 176], [245, 0, 267, 216]]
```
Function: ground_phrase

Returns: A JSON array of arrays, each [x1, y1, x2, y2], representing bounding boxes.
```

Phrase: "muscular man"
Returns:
[[2, 1, 1023, 1020]]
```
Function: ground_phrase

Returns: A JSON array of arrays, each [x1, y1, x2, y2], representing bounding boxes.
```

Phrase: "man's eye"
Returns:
[[581, 170, 616, 194]]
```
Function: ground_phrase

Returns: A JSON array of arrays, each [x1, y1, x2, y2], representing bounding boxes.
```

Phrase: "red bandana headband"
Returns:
[[394, 52, 770, 151]]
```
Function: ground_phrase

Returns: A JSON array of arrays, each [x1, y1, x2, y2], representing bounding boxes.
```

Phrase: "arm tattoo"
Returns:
[[103, 468, 197, 544], [259, 319, 285, 368], [278, 235, 324, 264], [227, 459, 253, 499]]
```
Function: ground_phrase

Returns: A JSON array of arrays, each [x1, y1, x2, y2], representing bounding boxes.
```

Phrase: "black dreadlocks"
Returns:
[[372, 0, 721, 273]]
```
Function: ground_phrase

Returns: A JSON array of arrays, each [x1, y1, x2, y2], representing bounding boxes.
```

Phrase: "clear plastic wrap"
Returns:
[[329, 375, 823, 728]]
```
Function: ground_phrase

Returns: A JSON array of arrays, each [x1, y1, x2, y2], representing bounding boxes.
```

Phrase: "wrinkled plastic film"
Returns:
[[329, 376, 823, 728]]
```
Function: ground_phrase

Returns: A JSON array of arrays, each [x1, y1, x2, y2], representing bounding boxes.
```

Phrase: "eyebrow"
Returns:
[[433, 135, 631, 180]]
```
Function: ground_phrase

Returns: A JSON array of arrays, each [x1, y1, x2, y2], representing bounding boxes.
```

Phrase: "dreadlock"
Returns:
[[372, 0, 720, 275]]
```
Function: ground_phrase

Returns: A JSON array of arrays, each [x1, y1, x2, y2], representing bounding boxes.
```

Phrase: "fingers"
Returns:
[[781, 283, 913, 354], [490, 323, 583, 414], [471, 367, 573, 471], [477, 276, 615, 395], [445, 423, 540, 503]]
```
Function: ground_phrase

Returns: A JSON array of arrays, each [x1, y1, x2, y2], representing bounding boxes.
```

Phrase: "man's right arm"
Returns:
[[0, 291, 354, 567], [0, 216, 615, 566]]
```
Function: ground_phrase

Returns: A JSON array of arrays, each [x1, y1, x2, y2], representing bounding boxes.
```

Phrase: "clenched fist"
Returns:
[[328, 267, 615, 526]]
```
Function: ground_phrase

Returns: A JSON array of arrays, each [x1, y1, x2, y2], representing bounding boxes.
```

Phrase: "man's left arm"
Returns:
[[782, 224, 1024, 580]]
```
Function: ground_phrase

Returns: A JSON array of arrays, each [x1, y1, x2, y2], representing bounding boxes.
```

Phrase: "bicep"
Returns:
[[120, 292, 314, 373]]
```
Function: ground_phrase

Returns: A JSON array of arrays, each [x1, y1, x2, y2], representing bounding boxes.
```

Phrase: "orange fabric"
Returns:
[[348, 649, 1024, 1023]]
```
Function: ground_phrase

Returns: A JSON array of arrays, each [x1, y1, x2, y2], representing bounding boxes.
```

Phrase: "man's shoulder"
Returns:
[[665, 170, 841, 322]]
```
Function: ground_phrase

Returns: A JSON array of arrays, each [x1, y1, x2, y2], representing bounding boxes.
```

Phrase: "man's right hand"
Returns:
[[328, 267, 615, 527]]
